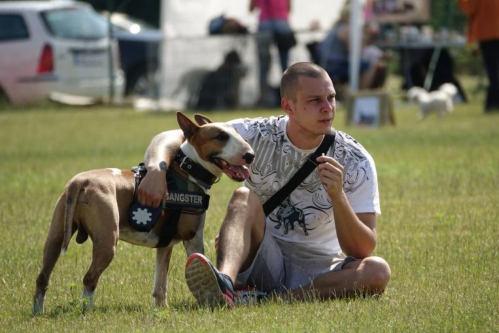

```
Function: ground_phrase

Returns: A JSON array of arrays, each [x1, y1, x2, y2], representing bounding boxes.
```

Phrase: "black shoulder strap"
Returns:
[[263, 132, 336, 216]]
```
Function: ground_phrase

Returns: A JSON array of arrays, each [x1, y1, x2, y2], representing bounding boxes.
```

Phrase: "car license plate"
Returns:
[[73, 49, 106, 67]]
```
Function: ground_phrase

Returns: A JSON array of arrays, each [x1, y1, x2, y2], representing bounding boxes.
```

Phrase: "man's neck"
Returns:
[[286, 122, 325, 150]]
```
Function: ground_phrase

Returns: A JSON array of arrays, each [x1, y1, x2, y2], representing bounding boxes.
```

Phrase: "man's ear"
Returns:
[[281, 97, 294, 116], [177, 112, 199, 139]]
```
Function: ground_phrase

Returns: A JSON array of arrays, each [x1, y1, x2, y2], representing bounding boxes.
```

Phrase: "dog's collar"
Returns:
[[174, 149, 218, 189]]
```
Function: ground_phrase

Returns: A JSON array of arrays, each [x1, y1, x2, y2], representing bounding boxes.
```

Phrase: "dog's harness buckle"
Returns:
[[178, 155, 189, 170]]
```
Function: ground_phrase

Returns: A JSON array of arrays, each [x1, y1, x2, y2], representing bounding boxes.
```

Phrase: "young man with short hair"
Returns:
[[138, 62, 390, 306]]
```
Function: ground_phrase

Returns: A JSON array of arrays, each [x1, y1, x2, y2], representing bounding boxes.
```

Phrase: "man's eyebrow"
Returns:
[[306, 92, 336, 99]]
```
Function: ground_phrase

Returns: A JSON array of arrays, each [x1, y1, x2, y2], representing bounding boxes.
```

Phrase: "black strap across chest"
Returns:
[[263, 132, 336, 216]]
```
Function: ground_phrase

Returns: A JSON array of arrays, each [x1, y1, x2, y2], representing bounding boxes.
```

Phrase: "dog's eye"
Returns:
[[215, 131, 229, 142]]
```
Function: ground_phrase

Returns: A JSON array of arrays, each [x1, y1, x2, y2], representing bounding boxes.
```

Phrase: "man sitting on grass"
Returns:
[[138, 62, 391, 306]]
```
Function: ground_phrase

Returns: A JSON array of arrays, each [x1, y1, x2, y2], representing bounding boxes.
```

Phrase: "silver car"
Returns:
[[0, 1, 124, 105]]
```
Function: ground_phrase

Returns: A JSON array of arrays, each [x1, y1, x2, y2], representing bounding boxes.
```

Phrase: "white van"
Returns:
[[0, 1, 124, 105]]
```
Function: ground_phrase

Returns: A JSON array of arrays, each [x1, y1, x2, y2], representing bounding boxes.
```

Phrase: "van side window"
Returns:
[[0, 14, 29, 41]]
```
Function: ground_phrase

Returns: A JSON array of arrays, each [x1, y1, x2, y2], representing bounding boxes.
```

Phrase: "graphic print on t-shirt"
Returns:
[[231, 117, 377, 242], [269, 197, 308, 235]]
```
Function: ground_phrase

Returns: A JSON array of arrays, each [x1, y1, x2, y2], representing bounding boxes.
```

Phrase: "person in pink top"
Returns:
[[253, 0, 289, 21], [250, 0, 295, 106]]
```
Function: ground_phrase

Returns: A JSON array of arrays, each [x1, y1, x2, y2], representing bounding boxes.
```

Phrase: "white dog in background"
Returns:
[[407, 83, 459, 119]]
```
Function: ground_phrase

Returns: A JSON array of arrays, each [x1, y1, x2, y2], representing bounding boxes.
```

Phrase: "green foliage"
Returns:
[[0, 96, 498, 332], [429, 0, 466, 31]]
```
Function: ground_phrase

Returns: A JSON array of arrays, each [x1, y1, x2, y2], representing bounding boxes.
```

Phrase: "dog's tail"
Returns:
[[61, 180, 82, 253]]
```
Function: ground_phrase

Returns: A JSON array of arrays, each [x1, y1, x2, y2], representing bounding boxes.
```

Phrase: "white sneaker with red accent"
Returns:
[[185, 253, 235, 308]]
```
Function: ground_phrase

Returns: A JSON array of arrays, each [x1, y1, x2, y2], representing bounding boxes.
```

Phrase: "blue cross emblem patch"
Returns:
[[128, 203, 162, 232]]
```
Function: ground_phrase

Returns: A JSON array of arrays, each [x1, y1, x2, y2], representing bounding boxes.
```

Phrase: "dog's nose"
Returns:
[[243, 152, 254, 164]]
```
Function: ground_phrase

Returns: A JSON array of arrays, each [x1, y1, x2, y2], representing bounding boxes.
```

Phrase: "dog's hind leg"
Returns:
[[80, 194, 119, 311], [33, 195, 72, 315], [152, 245, 173, 307], [82, 238, 117, 311]]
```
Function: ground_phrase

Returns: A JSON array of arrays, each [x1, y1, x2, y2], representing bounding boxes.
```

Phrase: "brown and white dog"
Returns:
[[33, 112, 254, 314]]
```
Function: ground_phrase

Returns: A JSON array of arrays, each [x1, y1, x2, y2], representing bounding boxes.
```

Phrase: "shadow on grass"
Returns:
[[29, 290, 383, 320], [165, 290, 382, 312], [29, 300, 148, 319]]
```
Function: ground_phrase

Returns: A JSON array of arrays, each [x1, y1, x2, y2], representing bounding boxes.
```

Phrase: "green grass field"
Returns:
[[0, 93, 497, 332]]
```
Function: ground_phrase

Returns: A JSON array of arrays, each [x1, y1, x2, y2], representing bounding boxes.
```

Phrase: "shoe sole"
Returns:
[[185, 253, 234, 308]]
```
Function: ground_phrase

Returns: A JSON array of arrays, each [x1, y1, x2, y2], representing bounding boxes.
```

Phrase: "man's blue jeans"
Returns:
[[256, 20, 293, 103]]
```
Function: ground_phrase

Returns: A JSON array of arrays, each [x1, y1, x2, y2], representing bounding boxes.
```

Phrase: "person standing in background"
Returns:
[[459, 0, 499, 112], [250, 0, 295, 106], [319, 8, 387, 93]]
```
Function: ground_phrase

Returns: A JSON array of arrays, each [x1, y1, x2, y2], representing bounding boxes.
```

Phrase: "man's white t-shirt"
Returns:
[[230, 116, 381, 259]]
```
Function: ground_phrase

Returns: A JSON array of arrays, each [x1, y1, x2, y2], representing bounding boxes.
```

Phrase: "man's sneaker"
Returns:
[[185, 253, 235, 307], [234, 288, 268, 306]]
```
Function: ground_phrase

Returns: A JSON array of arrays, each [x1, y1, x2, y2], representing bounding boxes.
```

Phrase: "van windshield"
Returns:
[[42, 7, 107, 40]]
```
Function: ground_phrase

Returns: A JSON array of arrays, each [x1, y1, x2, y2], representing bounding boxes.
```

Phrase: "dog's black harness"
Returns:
[[128, 149, 217, 248]]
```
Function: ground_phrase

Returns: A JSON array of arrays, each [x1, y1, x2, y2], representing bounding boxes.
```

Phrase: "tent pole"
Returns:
[[349, 0, 363, 92], [107, 0, 115, 103], [159, 0, 170, 108]]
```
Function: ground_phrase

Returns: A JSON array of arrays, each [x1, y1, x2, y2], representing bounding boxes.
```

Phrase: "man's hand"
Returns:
[[137, 168, 167, 207], [316, 154, 344, 200], [317, 154, 377, 257]]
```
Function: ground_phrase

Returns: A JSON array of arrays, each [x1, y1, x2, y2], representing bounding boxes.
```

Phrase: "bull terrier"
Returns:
[[33, 112, 254, 314]]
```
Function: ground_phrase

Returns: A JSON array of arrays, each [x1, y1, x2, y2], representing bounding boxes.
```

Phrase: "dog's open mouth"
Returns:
[[212, 158, 250, 181]]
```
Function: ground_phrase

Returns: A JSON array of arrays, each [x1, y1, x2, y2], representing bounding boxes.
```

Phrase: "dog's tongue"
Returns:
[[222, 164, 250, 181]]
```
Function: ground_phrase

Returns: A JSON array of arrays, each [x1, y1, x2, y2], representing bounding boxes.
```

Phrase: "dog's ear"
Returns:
[[177, 112, 199, 139], [194, 114, 212, 126]]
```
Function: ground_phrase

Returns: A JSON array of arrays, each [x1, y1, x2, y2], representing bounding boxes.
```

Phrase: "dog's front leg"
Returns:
[[152, 245, 173, 307], [182, 213, 205, 256]]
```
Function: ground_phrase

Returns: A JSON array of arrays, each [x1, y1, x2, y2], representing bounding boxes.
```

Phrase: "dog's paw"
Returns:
[[32, 295, 44, 315], [81, 289, 95, 313]]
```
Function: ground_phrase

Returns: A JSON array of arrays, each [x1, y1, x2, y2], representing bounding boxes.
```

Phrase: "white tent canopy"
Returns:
[[157, 0, 363, 109], [161, 0, 347, 38]]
